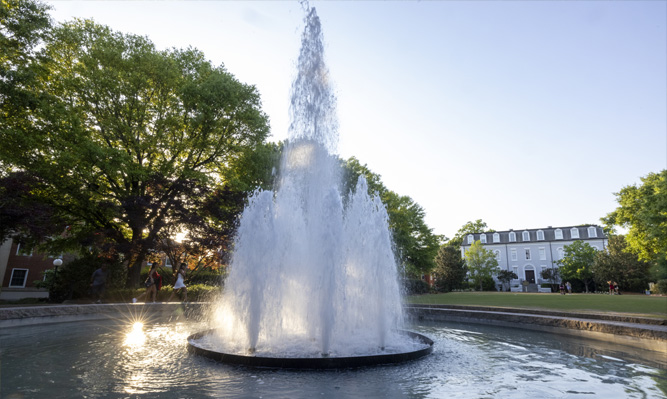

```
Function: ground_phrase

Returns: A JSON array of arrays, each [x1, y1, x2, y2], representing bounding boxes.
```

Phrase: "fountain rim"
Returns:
[[187, 329, 434, 369]]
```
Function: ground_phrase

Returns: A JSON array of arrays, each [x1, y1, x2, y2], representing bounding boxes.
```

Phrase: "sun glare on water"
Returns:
[[124, 322, 146, 347]]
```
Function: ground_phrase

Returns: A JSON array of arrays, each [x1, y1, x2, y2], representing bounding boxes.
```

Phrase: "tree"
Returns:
[[341, 157, 443, 277], [540, 267, 560, 291], [602, 170, 667, 266], [449, 219, 494, 248], [496, 270, 517, 292], [0, 16, 270, 287], [592, 235, 651, 293], [433, 244, 467, 292], [464, 240, 498, 291], [557, 240, 597, 293]]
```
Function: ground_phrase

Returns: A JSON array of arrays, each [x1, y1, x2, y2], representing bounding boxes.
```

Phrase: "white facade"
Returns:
[[460, 225, 608, 292]]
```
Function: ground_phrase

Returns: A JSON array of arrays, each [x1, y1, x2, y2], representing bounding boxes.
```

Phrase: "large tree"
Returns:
[[592, 235, 651, 293], [449, 219, 494, 248], [464, 240, 498, 291], [432, 244, 467, 292], [602, 170, 667, 266], [557, 240, 597, 293], [341, 157, 442, 276], [0, 12, 270, 286]]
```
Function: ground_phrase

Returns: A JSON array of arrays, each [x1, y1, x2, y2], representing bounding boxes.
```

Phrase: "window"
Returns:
[[588, 227, 597, 238], [164, 258, 173, 268], [525, 249, 531, 260], [571, 228, 580, 239], [555, 229, 563, 240], [494, 250, 501, 261], [493, 233, 500, 243], [480, 234, 487, 244], [522, 231, 530, 241], [467, 234, 474, 244], [557, 247, 564, 260], [512, 266, 518, 276], [510, 249, 517, 261], [537, 230, 544, 240], [16, 243, 33, 256], [9, 269, 28, 287], [539, 247, 546, 260], [509, 232, 516, 242]]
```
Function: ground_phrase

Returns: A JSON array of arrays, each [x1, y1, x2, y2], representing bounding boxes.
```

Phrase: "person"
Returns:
[[608, 280, 614, 295], [168, 263, 188, 302], [559, 283, 565, 295], [566, 281, 572, 295], [90, 264, 108, 304], [614, 281, 620, 295], [133, 263, 158, 303]]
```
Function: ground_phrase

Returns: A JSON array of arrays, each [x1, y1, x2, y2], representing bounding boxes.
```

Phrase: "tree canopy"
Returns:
[[602, 170, 667, 265], [592, 235, 651, 292], [0, 7, 270, 286], [464, 240, 498, 291], [341, 157, 442, 276], [449, 219, 494, 248], [557, 240, 597, 293], [433, 244, 467, 292]]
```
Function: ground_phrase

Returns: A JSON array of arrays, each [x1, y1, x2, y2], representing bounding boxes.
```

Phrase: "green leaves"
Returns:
[[464, 240, 499, 290], [557, 240, 597, 292]]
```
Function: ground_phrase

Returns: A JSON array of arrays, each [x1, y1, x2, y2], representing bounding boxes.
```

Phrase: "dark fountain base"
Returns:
[[187, 330, 434, 369]]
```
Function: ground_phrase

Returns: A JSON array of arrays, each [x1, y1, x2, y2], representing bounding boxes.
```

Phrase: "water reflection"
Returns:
[[1, 318, 665, 398]]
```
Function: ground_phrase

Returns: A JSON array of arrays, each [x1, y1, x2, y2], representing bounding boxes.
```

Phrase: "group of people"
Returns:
[[89, 261, 188, 304], [559, 281, 572, 295], [608, 281, 621, 295], [132, 262, 188, 303]]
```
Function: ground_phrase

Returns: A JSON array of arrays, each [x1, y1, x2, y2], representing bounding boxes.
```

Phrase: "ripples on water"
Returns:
[[1, 316, 665, 398]]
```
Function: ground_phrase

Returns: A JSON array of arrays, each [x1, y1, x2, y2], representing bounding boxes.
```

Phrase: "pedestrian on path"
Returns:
[[90, 265, 108, 303], [168, 263, 188, 302]]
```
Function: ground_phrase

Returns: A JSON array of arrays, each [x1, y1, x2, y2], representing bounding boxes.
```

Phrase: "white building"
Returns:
[[460, 225, 608, 292]]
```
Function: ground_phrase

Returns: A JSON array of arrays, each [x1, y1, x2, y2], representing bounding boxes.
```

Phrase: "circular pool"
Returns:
[[1, 314, 664, 398]]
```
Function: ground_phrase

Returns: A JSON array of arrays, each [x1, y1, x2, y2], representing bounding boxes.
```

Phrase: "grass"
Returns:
[[406, 292, 667, 318]]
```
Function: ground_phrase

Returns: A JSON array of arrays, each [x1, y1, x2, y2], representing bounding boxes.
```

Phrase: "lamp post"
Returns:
[[51, 258, 63, 301]]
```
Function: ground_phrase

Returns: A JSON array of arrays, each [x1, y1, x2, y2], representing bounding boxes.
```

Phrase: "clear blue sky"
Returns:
[[46, 1, 667, 239]]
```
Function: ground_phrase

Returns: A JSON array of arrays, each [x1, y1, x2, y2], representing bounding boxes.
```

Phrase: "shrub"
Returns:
[[654, 279, 667, 295], [403, 279, 430, 295]]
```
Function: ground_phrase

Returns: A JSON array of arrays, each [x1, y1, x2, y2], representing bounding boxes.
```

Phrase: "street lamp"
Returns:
[[50, 258, 63, 301]]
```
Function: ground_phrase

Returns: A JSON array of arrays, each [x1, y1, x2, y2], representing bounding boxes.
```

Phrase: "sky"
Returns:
[[45, 1, 667, 240]]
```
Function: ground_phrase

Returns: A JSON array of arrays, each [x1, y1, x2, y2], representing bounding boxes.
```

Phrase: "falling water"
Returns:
[[211, 5, 407, 357]]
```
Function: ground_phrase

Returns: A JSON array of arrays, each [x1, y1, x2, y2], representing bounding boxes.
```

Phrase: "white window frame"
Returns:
[[539, 247, 546, 261], [15, 243, 33, 256], [522, 231, 530, 241], [588, 227, 597, 238], [9, 268, 29, 288], [494, 250, 501, 261], [537, 230, 545, 240], [467, 234, 474, 244], [571, 228, 580, 239], [510, 248, 517, 261], [493, 233, 500, 243], [557, 247, 564, 260], [525, 248, 531, 260], [509, 232, 516, 242], [555, 229, 563, 240], [512, 266, 518, 277], [480, 234, 487, 244]]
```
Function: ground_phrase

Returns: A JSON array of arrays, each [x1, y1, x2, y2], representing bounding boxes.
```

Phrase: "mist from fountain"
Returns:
[[209, 5, 409, 358]]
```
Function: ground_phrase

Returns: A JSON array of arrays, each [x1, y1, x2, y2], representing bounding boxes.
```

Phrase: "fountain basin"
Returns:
[[187, 329, 433, 369]]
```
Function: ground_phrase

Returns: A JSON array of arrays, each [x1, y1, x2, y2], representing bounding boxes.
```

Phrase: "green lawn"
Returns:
[[406, 292, 667, 318]]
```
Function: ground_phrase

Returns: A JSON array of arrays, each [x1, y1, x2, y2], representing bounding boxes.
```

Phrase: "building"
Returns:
[[0, 238, 60, 300], [460, 225, 608, 292]]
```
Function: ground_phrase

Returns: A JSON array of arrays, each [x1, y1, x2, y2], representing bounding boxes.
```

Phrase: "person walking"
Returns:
[[90, 264, 108, 303], [133, 263, 158, 303], [566, 281, 572, 294], [168, 263, 188, 302]]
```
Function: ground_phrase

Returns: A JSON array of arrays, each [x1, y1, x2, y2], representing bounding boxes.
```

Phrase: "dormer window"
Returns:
[[480, 234, 487, 244], [467, 234, 474, 244], [571, 228, 580, 239], [537, 230, 544, 240], [555, 229, 563, 239], [522, 231, 530, 241], [588, 226, 597, 238], [509, 232, 516, 242], [493, 233, 500, 243]]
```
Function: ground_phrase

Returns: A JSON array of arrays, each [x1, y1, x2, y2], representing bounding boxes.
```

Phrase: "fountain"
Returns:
[[187, 4, 433, 368]]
